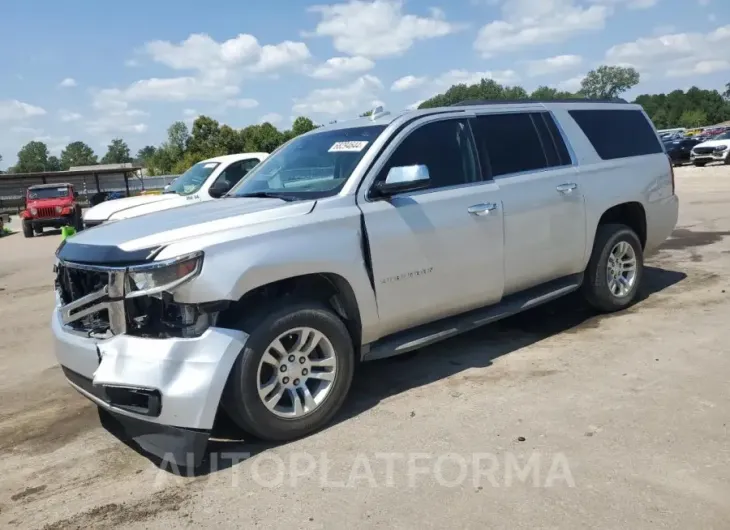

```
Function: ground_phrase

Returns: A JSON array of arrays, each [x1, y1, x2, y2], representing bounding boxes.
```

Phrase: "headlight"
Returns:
[[125, 252, 203, 298], [713, 145, 727, 151], [30, 207, 37, 215], [55, 206, 63, 214]]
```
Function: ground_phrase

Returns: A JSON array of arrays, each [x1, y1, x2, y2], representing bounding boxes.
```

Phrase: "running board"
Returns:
[[362, 273, 584, 362]]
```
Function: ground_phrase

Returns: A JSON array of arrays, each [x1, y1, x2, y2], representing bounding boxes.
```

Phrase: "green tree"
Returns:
[[724, 82, 730, 100], [187, 116, 221, 159], [634, 87, 730, 128], [291, 116, 317, 136], [135, 146, 156, 166], [60, 141, 97, 169], [679, 109, 708, 128], [101, 138, 132, 164], [579, 65, 640, 100], [46, 156, 62, 171], [15, 141, 49, 173], [167, 121, 190, 157]]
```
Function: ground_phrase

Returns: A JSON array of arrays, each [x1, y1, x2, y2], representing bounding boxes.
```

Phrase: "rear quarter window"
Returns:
[[568, 109, 663, 160]]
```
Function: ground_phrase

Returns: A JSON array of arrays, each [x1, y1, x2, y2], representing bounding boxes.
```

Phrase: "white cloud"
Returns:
[[259, 113, 283, 124], [525, 54, 583, 77], [59, 77, 77, 88], [224, 98, 260, 109], [58, 110, 83, 122], [406, 99, 425, 110], [587, 0, 658, 8], [85, 107, 149, 135], [697, 0, 711, 5], [293, 74, 383, 115], [605, 24, 730, 77], [556, 75, 584, 92], [125, 59, 139, 67], [0, 100, 46, 121], [144, 33, 310, 76], [308, 0, 463, 58], [309, 56, 375, 79], [475, 0, 609, 57], [183, 108, 197, 116], [391, 75, 427, 91]]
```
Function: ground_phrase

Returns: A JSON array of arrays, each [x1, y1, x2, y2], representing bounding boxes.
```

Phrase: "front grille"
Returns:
[[37, 206, 57, 218], [694, 147, 715, 155], [55, 262, 126, 335]]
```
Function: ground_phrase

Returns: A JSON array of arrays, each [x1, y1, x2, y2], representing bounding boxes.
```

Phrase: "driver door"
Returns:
[[358, 117, 505, 337]]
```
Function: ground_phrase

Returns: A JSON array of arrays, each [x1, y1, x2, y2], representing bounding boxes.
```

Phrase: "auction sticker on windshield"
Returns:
[[329, 141, 369, 152]]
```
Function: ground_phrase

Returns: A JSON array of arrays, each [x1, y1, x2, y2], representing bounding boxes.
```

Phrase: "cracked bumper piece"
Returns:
[[52, 309, 249, 465]]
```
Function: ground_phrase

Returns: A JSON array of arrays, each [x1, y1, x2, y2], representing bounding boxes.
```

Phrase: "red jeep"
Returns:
[[20, 183, 83, 238]]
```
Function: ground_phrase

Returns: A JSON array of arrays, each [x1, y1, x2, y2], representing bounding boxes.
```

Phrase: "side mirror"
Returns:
[[373, 165, 430, 197], [73, 191, 79, 199], [209, 180, 231, 198]]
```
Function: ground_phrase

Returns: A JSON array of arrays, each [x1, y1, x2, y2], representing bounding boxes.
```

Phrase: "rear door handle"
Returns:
[[467, 203, 497, 216], [556, 183, 577, 194]]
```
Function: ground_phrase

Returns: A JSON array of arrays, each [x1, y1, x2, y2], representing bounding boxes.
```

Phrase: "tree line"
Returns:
[[2, 67, 729, 175]]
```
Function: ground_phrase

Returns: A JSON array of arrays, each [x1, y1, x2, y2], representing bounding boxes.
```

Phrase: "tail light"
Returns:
[[667, 154, 675, 195]]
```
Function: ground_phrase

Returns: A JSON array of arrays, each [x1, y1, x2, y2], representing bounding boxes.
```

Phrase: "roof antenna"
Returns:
[[369, 105, 390, 121]]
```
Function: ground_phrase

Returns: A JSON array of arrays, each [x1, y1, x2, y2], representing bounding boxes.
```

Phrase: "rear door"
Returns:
[[471, 111, 586, 294], [357, 115, 505, 337]]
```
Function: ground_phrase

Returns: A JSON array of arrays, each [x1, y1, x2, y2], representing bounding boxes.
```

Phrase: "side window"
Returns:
[[537, 112, 572, 166], [471, 112, 550, 177], [213, 158, 259, 190], [568, 109, 663, 160], [375, 119, 480, 191]]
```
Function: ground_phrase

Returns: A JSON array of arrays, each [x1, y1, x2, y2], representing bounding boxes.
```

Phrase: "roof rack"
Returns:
[[449, 98, 628, 106]]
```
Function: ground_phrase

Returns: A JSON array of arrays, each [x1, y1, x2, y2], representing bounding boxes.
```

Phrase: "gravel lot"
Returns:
[[1, 164, 729, 529]]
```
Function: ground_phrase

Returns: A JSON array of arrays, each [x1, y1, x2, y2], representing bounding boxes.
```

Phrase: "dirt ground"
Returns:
[[1, 164, 729, 529]]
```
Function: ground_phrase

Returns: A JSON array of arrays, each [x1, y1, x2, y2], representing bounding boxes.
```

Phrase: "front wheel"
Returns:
[[223, 301, 355, 441], [582, 224, 644, 313], [22, 220, 34, 238]]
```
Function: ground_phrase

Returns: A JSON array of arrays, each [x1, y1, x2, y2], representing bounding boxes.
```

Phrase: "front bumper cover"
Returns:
[[52, 309, 248, 466]]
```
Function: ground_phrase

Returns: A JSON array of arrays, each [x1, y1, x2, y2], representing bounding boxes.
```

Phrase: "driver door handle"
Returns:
[[556, 183, 578, 194], [467, 203, 497, 216]]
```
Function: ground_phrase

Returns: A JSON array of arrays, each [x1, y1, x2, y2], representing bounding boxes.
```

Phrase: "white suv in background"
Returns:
[[82, 153, 268, 227], [690, 131, 730, 166]]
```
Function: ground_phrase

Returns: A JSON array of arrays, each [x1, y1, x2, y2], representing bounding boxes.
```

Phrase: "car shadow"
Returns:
[[109, 266, 686, 476], [39, 229, 62, 237]]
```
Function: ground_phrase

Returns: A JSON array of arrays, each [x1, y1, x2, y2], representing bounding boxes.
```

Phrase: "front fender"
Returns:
[[169, 213, 381, 343]]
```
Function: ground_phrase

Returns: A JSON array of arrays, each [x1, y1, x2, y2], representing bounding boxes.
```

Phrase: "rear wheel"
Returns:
[[582, 224, 644, 313], [22, 220, 34, 238], [223, 301, 355, 441]]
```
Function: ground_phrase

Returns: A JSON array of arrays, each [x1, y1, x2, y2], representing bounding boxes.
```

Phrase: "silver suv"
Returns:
[[52, 100, 679, 466]]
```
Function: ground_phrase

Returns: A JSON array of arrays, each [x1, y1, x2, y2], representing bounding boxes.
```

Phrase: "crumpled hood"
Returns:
[[694, 139, 730, 149], [83, 194, 180, 222], [69, 197, 316, 254]]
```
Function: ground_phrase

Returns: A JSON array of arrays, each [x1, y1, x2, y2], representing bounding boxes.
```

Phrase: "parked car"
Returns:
[[52, 101, 678, 466], [20, 183, 82, 237], [664, 137, 702, 166], [81, 153, 268, 228], [690, 131, 730, 166]]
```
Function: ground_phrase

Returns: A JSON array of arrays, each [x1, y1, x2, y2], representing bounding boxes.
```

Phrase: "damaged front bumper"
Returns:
[[52, 309, 248, 466]]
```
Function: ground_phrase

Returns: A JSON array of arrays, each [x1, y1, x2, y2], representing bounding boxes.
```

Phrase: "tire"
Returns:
[[582, 223, 644, 313], [694, 161, 707, 167], [222, 300, 355, 441], [22, 220, 34, 238]]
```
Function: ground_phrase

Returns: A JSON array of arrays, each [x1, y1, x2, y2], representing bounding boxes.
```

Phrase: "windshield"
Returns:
[[711, 131, 730, 141], [28, 187, 70, 200], [165, 161, 220, 195], [229, 125, 387, 199]]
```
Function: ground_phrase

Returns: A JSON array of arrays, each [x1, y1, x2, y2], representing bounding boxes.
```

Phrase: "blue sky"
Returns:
[[1, 0, 728, 168]]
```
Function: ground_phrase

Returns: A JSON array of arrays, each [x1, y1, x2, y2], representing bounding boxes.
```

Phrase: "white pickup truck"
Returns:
[[82, 152, 268, 228]]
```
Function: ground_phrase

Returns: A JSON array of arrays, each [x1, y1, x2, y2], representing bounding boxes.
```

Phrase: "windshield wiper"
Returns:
[[232, 191, 300, 202]]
